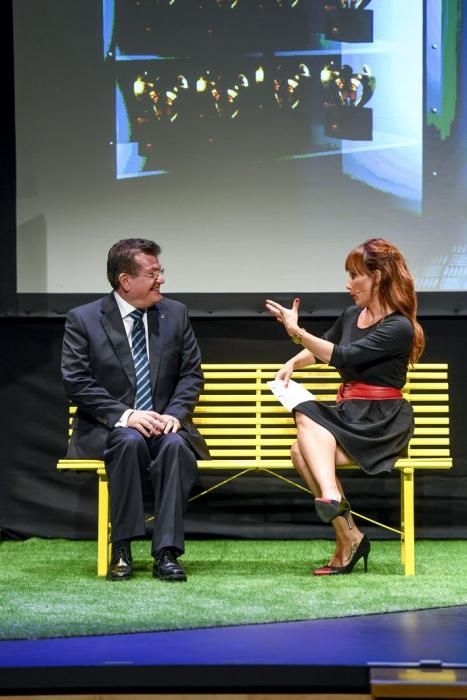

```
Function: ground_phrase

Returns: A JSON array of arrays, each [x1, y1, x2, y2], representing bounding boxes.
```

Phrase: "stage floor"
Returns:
[[1, 605, 467, 694]]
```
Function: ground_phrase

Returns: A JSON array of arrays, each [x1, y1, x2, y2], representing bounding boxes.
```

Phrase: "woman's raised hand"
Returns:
[[265, 297, 300, 337]]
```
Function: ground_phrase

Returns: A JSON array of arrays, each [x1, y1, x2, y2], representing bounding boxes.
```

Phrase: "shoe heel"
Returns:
[[315, 497, 352, 529], [347, 534, 370, 574], [342, 504, 352, 530]]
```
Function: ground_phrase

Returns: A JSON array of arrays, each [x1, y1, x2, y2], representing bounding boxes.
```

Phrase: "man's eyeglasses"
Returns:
[[134, 267, 165, 281]]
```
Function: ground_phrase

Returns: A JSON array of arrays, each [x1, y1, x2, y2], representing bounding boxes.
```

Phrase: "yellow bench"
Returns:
[[57, 363, 452, 577]]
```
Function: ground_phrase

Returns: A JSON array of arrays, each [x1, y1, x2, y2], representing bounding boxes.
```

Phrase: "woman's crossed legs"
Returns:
[[291, 412, 365, 568]]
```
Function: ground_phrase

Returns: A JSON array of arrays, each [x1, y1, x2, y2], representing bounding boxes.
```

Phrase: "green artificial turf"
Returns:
[[1, 538, 467, 640]]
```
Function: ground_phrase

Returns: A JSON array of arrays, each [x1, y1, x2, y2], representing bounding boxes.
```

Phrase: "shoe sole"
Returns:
[[106, 573, 133, 581], [106, 576, 133, 581], [153, 571, 187, 582], [313, 568, 345, 576]]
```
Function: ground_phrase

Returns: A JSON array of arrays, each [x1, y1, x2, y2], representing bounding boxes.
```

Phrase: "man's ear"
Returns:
[[118, 272, 130, 293]]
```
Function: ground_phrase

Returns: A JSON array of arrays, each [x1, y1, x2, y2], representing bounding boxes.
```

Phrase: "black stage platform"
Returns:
[[1, 606, 467, 695]]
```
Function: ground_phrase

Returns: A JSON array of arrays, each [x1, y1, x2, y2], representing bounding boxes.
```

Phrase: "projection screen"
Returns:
[[13, 0, 467, 297]]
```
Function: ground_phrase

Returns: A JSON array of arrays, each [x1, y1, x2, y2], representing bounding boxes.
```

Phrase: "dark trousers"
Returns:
[[103, 428, 198, 556]]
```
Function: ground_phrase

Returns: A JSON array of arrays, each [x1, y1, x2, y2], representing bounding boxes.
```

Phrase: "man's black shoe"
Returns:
[[153, 548, 187, 581], [107, 545, 133, 581]]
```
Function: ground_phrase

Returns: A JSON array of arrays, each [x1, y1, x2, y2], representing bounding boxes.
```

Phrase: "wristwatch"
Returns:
[[291, 328, 306, 345]]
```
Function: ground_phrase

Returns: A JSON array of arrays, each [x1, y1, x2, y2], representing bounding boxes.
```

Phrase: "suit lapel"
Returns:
[[100, 294, 135, 389], [148, 302, 164, 393]]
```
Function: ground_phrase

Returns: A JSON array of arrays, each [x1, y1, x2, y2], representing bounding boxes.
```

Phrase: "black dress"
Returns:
[[293, 306, 414, 475]]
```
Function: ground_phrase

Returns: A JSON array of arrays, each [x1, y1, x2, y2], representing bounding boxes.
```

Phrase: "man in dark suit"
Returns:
[[61, 239, 209, 581]]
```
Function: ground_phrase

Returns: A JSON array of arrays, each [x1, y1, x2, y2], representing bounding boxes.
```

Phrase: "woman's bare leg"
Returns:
[[290, 440, 321, 496], [291, 438, 365, 568], [294, 412, 343, 501]]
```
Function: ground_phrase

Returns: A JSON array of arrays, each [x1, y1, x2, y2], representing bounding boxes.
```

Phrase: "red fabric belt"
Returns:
[[336, 381, 403, 403]]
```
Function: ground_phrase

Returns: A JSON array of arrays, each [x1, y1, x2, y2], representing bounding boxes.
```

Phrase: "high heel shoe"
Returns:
[[313, 535, 371, 576], [314, 497, 352, 529]]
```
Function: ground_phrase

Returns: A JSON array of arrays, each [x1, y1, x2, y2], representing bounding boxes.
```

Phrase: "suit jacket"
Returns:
[[61, 293, 209, 461]]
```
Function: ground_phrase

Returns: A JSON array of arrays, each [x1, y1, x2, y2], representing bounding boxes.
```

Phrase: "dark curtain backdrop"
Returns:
[[1, 314, 466, 542]]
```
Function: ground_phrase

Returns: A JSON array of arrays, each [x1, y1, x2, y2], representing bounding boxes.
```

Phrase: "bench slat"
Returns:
[[201, 363, 448, 370], [204, 438, 451, 447], [198, 427, 449, 436], [203, 381, 449, 389], [198, 393, 450, 403]]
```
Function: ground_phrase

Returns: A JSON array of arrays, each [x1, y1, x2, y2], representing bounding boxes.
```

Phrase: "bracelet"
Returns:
[[291, 328, 306, 345]]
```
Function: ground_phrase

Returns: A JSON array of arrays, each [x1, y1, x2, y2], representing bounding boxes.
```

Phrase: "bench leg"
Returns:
[[97, 469, 110, 577], [401, 467, 415, 576]]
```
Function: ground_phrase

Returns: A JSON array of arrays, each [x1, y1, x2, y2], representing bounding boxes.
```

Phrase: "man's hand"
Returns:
[[127, 410, 165, 438], [159, 414, 181, 434], [127, 411, 181, 437]]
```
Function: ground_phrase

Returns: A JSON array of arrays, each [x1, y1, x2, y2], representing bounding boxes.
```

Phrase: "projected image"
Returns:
[[324, 0, 374, 43], [118, 57, 329, 169], [321, 61, 375, 108], [114, 0, 322, 56], [12, 0, 467, 295], [109, 0, 405, 185], [322, 61, 375, 140], [118, 55, 380, 170]]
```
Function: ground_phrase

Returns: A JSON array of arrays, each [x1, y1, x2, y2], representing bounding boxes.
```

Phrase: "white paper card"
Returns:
[[267, 379, 315, 411]]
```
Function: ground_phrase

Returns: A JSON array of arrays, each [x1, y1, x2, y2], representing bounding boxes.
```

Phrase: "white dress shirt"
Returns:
[[113, 291, 151, 427]]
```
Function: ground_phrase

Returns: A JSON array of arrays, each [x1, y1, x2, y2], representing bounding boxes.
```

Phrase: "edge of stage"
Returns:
[[1, 606, 467, 694]]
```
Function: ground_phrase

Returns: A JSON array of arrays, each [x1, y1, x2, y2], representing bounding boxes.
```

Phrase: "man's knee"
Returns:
[[150, 432, 196, 467], [106, 427, 149, 455], [155, 431, 189, 454], [162, 432, 186, 447]]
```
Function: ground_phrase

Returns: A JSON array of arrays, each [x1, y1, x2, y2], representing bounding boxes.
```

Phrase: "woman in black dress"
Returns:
[[265, 238, 425, 575]]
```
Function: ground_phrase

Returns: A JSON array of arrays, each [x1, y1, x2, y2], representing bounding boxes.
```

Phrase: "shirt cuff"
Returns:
[[114, 409, 135, 428]]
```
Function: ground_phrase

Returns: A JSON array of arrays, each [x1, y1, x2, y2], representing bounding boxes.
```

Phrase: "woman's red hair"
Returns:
[[345, 238, 425, 364]]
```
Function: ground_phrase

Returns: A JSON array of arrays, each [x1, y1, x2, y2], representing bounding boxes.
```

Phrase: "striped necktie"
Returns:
[[129, 309, 153, 411]]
